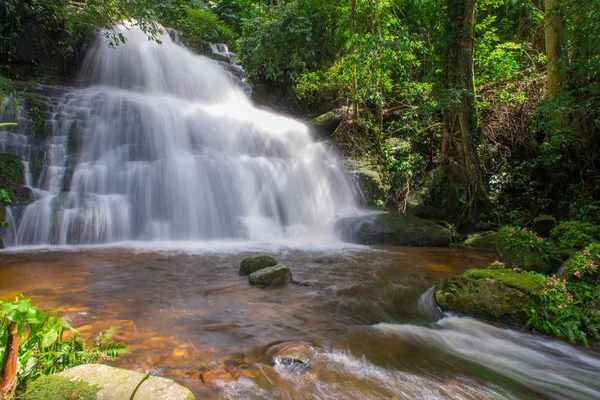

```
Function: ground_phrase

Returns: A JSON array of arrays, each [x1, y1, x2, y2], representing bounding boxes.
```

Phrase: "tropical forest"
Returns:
[[0, 0, 599, 398]]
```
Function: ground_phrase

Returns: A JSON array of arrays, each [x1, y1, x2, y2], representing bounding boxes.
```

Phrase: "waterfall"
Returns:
[[11, 25, 357, 245]]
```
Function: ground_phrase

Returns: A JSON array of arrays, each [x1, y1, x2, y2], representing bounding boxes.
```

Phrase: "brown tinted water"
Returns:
[[1, 243, 599, 399]]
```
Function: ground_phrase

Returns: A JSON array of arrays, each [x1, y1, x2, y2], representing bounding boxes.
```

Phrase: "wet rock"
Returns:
[[334, 212, 453, 247], [239, 255, 278, 275], [249, 265, 292, 287], [273, 343, 312, 373], [406, 204, 446, 220], [434, 268, 546, 325], [58, 364, 194, 400], [533, 215, 556, 238], [200, 364, 234, 389], [463, 231, 498, 251]]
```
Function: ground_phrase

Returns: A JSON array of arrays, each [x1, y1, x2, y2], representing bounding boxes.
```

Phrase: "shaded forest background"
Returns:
[[1, 0, 599, 227]]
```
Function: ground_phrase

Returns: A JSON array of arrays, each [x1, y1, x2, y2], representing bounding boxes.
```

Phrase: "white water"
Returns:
[[375, 317, 600, 400], [9, 26, 357, 246]]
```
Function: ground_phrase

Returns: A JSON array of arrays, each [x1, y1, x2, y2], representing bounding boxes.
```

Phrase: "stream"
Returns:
[[1, 243, 599, 399]]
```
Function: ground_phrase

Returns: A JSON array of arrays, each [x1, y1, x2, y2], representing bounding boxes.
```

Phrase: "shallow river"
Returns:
[[1, 242, 599, 399]]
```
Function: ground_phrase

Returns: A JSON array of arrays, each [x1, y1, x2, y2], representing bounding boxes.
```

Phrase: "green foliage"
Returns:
[[564, 244, 600, 282], [24, 375, 98, 400], [529, 276, 600, 346], [1, 0, 161, 77], [239, 0, 341, 84], [162, 5, 236, 53], [497, 226, 552, 254], [0, 297, 127, 395], [550, 221, 600, 250]]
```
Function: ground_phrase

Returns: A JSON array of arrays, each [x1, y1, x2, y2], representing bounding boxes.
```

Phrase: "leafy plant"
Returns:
[[550, 221, 600, 250], [497, 226, 552, 254], [0, 298, 127, 396]]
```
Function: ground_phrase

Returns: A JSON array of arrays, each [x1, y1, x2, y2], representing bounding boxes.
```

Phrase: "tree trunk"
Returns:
[[544, 0, 565, 98], [0, 323, 19, 398], [441, 0, 487, 220]]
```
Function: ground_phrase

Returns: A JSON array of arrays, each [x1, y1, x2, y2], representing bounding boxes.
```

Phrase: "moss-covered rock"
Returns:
[[533, 215, 556, 238], [24, 375, 98, 400], [312, 109, 344, 135], [434, 268, 546, 325], [239, 255, 278, 275], [58, 364, 194, 400], [498, 247, 554, 274], [463, 231, 499, 251], [550, 221, 600, 250], [249, 265, 292, 286], [334, 212, 453, 247], [345, 159, 387, 207], [0, 153, 25, 203]]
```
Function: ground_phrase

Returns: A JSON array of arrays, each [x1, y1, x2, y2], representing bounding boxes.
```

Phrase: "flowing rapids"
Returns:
[[5, 25, 356, 246]]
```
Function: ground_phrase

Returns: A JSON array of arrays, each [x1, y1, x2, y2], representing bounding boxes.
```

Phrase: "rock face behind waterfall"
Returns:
[[6, 25, 358, 246]]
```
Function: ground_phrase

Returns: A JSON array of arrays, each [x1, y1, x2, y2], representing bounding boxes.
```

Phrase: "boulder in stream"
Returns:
[[58, 364, 194, 400], [334, 212, 453, 247], [434, 268, 546, 325], [239, 255, 278, 275], [249, 265, 292, 287]]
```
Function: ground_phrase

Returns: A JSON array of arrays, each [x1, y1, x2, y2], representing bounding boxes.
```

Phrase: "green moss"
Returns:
[[463, 231, 498, 251], [0, 153, 25, 203], [499, 247, 555, 274], [239, 255, 278, 275], [463, 269, 546, 294], [434, 268, 545, 325], [24, 375, 98, 400]]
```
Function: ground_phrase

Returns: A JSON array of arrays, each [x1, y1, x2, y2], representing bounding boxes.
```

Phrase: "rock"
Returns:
[[239, 255, 278, 275], [273, 343, 312, 373], [406, 204, 446, 220], [533, 215, 556, 238], [463, 231, 498, 251], [344, 160, 387, 207], [312, 109, 344, 136], [207, 53, 231, 63], [249, 265, 292, 286], [434, 268, 546, 325], [58, 364, 194, 400], [200, 364, 234, 389], [334, 212, 453, 247], [498, 247, 555, 274], [0, 153, 25, 203]]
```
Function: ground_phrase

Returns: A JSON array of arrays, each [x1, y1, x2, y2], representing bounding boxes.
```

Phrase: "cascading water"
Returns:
[[11, 26, 357, 246]]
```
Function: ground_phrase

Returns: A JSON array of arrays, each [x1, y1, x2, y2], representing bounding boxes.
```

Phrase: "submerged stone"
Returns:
[[239, 255, 278, 275], [334, 212, 452, 247], [58, 364, 194, 400], [434, 268, 546, 325], [249, 265, 292, 286]]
